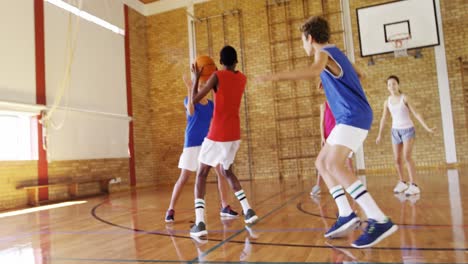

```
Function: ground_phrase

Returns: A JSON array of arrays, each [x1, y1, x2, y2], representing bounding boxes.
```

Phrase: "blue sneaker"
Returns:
[[325, 212, 360, 239], [165, 209, 175, 223], [351, 218, 398, 248]]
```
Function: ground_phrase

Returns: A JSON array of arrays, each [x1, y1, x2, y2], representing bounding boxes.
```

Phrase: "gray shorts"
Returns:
[[391, 127, 415, 145]]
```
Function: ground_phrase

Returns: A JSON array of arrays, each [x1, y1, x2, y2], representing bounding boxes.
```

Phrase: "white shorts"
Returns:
[[178, 146, 201, 172], [327, 124, 368, 153], [198, 138, 241, 170]]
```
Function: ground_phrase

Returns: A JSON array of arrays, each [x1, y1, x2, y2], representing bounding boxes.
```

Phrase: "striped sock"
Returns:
[[235, 190, 251, 215], [195, 198, 205, 225], [346, 180, 386, 222], [330, 185, 353, 216]]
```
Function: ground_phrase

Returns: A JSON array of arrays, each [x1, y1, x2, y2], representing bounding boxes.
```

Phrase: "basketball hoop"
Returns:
[[388, 33, 411, 58]]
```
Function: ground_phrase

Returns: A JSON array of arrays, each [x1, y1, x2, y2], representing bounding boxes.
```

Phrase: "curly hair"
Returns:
[[300, 16, 330, 43]]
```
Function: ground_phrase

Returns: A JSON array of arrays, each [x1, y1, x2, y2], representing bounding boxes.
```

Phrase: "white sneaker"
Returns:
[[393, 181, 408, 193], [404, 184, 420, 196], [393, 193, 406, 203], [407, 194, 421, 204], [310, 185, 321, 196]]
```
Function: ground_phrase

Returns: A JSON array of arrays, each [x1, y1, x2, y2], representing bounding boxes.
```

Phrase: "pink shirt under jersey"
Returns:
[[324, 102, 336, 139]]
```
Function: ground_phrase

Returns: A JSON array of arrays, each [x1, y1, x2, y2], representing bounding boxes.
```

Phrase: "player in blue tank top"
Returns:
[[257, 16, 397, 248], [164, 74, 238, 223]]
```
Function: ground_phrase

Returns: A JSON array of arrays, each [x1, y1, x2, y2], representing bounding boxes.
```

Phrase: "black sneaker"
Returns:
[[190, 222, 208, 237], [220, 205, 239, 217], [244, 209, 258, 224], [165, 209, 175, 223]]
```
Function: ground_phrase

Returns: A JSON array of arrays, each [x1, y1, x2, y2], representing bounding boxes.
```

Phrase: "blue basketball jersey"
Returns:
[[183, 97, 214, 148], [319, 45, 373, 130]]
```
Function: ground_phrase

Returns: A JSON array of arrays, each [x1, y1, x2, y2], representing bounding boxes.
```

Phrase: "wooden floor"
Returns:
[[1, 168, 467, 263]]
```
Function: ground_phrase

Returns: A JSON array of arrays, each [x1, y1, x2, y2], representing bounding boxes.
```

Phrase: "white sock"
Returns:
[[195, 198, 205, 225], [329, 185, 353, 216], [235, 190, 251, 214], [346, 180, 386, 222]]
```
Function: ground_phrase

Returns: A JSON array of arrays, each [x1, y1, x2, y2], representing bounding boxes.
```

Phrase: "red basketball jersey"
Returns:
[[207, 70, 247, 142]]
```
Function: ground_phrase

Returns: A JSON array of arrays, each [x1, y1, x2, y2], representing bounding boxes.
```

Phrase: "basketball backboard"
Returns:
[[356, 0, 440, 57]]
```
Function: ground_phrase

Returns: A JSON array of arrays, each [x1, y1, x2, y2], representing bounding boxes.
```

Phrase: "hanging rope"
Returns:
[[41, 0, 83, 157]]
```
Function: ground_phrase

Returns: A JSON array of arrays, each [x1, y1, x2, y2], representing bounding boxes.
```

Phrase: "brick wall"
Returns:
[[47, 159, 129, 200], [128, 8, 156, 187], [440, 0, 468, 163], [145, 0, 467, 184], [350, 0, 467, 168], [4, 0, 466, 211], [146, 9, 191, 184], [0, 161, 37, 210]]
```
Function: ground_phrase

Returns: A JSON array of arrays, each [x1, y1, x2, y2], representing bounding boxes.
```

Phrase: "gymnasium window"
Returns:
[[0, 115, 37, 161]]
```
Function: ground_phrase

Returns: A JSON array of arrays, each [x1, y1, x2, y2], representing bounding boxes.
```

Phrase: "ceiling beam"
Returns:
[[122, 0, 212, 17], [121, 0, 146, 15]]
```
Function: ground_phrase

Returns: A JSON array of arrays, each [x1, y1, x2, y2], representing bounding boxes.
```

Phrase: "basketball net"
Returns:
[[389, 34, 411, 58]]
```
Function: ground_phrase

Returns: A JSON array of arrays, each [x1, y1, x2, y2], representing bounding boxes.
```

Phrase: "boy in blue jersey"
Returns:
[[164, 73, 238, 223], [257, 16, 397, 248]]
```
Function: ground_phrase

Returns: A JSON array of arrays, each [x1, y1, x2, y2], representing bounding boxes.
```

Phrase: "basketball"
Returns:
[[195, 55, 217, 82]]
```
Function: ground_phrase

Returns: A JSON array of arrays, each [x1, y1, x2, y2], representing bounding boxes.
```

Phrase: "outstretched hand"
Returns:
[[255, 74, 277, 83], [191, 63, 204, 80], [375, 135, 381, 144], [426, 127, 436, 133]]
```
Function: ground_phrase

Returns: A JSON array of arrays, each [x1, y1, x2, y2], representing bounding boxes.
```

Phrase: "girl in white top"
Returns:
[[376, 75, 434, 196]]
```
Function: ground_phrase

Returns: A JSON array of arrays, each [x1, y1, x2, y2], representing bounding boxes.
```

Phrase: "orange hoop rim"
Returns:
[[388, 33, 411, 49]]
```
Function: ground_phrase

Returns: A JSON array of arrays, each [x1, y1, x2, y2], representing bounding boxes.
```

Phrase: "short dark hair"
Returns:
[[220, 45, 238, 66], [387, 75, 400, 84], [300, 16, 330, 43]]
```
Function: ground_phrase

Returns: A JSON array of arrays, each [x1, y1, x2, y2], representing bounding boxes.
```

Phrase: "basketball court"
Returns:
[[0, 0, 467, 263]]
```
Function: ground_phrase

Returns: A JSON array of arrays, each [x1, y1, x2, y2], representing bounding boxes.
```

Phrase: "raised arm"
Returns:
[[405, 96, 435, 133], [182, 74, 195, 116], [191, 63, 217, 105], [376, 100, 389, 144], [256, 51, 328, 82]]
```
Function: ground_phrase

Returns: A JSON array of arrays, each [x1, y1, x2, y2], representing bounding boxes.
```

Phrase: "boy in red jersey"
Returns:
[[189, 46, 258, 237]]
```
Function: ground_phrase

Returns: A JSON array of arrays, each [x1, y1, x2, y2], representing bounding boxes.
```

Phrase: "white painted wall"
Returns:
[[44, 1, 129, 160], [0, 0, 36, 105]]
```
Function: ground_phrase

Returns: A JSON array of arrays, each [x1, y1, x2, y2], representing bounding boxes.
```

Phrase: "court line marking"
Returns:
[[49, 257, 468, 263], [296, 202, 468, 228], [190, 191, 307, 262], [90, 195, 468, 254]]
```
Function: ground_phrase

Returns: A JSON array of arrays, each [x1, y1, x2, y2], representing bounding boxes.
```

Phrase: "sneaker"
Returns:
[[190, 222, 208, 237], [165, 209, 175, 223], [404, 183, 420, 196], [310, 195, 321, 205], [351, 218, 398, 248], [325, 242, 358, 261], [220, 205, 239, 217], [191, 235, 208, 245], [239, 237, 252, 261], [324, 212, 361, 239], [393, 193, 407, 203], [245, 225, 259, 239], [244, 209, 258, 224], [310, 185, 321, 196], [393, 181, 408, 193], [407, 194, 420, 204]]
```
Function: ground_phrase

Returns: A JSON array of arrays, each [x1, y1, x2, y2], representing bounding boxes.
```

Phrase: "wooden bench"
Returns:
[[17, 177, 116, 206]]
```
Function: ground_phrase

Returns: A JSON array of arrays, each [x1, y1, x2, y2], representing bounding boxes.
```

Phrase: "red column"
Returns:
[[124, 5, 136, 186], [35, 0, 48, 201]]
